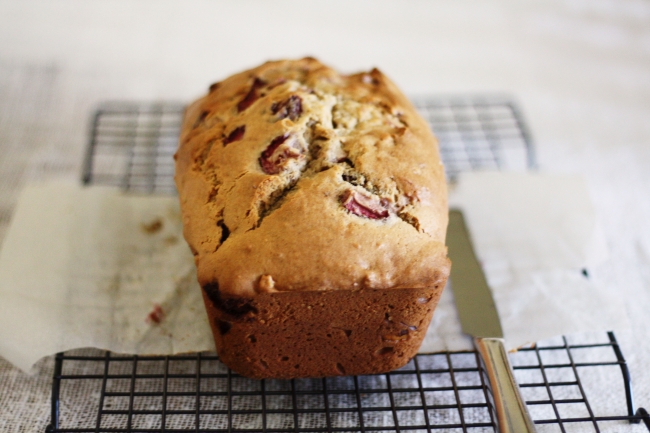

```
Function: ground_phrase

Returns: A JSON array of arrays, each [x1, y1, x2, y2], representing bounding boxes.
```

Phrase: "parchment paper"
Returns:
[[0, 181, 214, 372], [0, 173, 629, 372], [421, 172, 627, 352]]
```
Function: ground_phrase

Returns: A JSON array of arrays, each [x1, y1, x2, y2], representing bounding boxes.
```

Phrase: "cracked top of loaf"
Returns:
[[175, 58, 450, 298]]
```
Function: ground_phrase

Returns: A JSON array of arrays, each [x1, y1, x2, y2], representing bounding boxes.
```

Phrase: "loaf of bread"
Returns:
[[174, 58, 450, 378]]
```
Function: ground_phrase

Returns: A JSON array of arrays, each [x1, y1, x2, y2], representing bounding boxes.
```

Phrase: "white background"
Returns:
[[1, 1, 649, 431]]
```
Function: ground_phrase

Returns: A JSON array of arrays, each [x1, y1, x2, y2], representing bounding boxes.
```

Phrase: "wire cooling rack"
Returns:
[[81, 96, 534, 192], [48, 97, 650, 433]]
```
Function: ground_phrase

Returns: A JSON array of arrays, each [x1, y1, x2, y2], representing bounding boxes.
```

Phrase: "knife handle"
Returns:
[[475, 337, 537, 433]]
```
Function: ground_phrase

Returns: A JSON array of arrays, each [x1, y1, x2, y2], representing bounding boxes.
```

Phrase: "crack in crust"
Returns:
[[252, 121, 324, 229], [397, 211, 421, 232], [197, 139, 216, 167], [181, 59, 435, 244], [254, 181, 300, 229], [246, 96, 410, 226], [217, 220, 231, 244], [223, 125, 246, 146], [237, 78, 266, 112], [193, 110, 209, 129], [341, 167, 423, 232]]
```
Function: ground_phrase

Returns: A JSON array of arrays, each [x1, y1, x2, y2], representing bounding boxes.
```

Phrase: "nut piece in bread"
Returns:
[[175, 58, 450, 378]]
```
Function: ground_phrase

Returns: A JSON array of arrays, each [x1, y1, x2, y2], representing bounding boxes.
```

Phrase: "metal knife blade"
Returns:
[[447, 209, 537, 433], [446, 210, 503, 339]]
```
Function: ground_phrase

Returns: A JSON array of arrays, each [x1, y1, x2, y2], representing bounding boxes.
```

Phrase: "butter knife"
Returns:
[[446, 210, 537, 433]]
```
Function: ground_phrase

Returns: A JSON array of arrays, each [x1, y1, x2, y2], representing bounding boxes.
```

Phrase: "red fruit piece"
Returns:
[[146, 304, 164, 325], [237, 78, 266, 112], [341, 190, 389, 219], [271, 95, 303, 121], [259, 134, 303, 174], [223, 125, 245, 145]]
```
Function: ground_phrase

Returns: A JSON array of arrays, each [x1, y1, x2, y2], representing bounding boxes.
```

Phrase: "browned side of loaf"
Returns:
[[175, 58, 450, 378], [202, 284, 444, 379]]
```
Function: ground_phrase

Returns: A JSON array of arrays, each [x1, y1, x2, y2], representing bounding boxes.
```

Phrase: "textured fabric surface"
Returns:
[[1, 1, 650, 432], [3, 339, 647, 433], [0, 59, 83, 428], [0, 356, 53, 433]]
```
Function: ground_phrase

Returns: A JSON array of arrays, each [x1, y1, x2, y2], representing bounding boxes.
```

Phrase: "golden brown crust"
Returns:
[[175, 58, 450, 377], [175, 58, 450, 297]]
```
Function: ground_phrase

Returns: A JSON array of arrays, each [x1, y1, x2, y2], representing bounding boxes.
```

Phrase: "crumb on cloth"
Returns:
[[142, 218, 163, 234], [146, 304, 165, 324]]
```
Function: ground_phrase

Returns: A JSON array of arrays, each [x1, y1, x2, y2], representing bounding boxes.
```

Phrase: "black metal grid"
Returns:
[[80, 96, 534, 194], [413, 95, 536, 179], [48, 333, 649, 432], [47, 97, 650, 432], [82, 101, 185, 194]]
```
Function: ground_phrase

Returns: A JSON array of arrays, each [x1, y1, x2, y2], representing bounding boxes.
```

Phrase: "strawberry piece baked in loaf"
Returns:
[[174, 58, 450, 379]]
